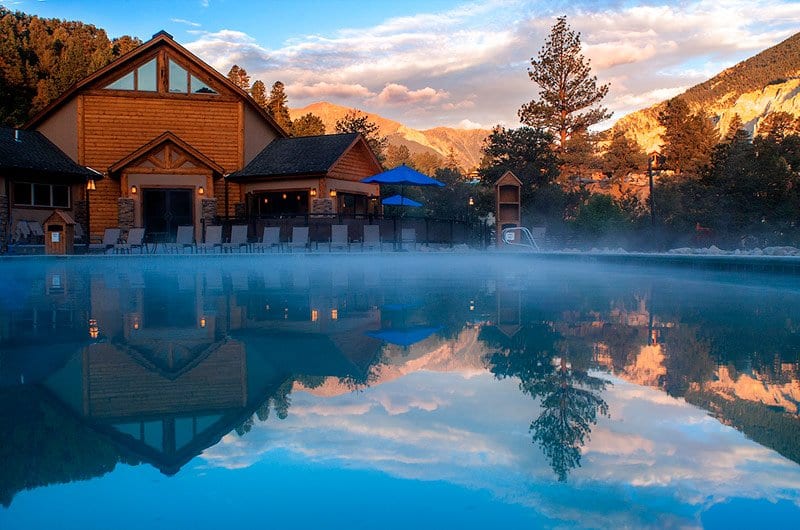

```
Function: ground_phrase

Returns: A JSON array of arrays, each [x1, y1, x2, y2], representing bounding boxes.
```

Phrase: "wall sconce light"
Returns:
[[310, 188, 317, 197], [468, 196, 475, 206], [296, 195, 301, 201], [88, 318, 99, 339], [329, 189, 337, 198], [311, 309, 319, 322], [282, 193, 287, 200], [263, 197, 269, 204], [86, 179, 96, 191], [331, 308, 338, 320], [198, 186, 205, 195], [130, 185, 138, 195], [199, 316, 207, 328]]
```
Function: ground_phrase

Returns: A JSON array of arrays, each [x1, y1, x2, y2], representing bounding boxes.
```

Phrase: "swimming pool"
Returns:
[[1, 255, 799, 529]]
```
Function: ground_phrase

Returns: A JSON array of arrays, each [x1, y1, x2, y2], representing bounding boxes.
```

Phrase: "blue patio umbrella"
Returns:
[[362, 165, 445, 249], [382, 194, 422, 207]]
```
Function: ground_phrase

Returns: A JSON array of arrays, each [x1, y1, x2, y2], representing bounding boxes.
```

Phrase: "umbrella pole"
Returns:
[[397, 183, 403, 251]]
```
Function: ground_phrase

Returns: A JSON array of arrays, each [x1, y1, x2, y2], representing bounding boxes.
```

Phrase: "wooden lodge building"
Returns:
[[1, 30, 380, 246]]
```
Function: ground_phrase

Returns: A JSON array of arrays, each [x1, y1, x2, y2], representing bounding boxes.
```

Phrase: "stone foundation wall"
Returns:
[[0, 194, 8, 251], [118, 198, 134, 231], [201, 198, 217, 225]]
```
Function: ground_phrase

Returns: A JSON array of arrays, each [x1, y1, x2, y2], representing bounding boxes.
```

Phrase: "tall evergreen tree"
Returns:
[[267, 81, 292, 133], [249, 80, 268, 109], [226, 65, 250, 91], [518, 16, 611, 156], [334, 109, 388, 164], [658, 98, 718, 176], [291, 112, 326, 137], [757, 111, 800, 140], [602, 129, 647, 192], [384, 144, 411, 169]]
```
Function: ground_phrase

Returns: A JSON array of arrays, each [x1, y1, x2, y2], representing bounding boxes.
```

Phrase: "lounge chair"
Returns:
[[362, 225, 381, 251], [89, 228, 121, 253], [28, 221, 45, 243], [115, 228, 145, 254], [401, 228, 416, 250], [329, 224, 350, 252], [224, 224, 250, 253], [74, 223, 85, 244], [287, 226, 309, 252], [12, 220, 31, 244], [198, 225, 222, 253], [254, 226, 281, 252], [171, 225, 195, 253]]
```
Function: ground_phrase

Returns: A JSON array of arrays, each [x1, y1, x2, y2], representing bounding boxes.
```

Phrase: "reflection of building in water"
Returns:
[[0, 265, 388, 494]]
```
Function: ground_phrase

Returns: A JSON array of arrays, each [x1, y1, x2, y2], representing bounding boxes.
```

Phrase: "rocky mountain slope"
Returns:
[[290, 102, 489, 170], [614, 31, 800, 152]]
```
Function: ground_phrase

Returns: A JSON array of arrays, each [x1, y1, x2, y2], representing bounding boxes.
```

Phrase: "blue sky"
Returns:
[[5, 0, 800, 129]]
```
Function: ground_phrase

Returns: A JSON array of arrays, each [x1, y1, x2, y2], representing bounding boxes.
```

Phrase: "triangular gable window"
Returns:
[[104, 58, 157, 91], [169, 59, 217, 95]]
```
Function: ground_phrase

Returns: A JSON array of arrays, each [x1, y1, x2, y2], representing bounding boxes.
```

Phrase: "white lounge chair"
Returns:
[[28, 221, 44, 243], [89, 228, 121, 253], [198, 225, 222, 253], [171, 225, 195, 253], [287, 226, 309, 252], [401, 228, 416, 250], [115, 228, 145, 254], [362, 225, 381, 251], [224, 225, 250, 253], [329, 224, 350, 252], [254, 226, 281, 252]]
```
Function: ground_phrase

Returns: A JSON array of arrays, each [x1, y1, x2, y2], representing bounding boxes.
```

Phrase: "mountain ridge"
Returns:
[[289, 102, 489, 170]]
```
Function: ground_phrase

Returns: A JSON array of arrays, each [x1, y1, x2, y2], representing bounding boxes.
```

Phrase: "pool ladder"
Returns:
[[501, 226, 541, 252]]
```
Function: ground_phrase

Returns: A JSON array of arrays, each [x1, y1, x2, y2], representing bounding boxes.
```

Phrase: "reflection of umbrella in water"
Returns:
[[366, 326, 441, 347], [362, 164, 445, 249], [381, 194, 421, 207]]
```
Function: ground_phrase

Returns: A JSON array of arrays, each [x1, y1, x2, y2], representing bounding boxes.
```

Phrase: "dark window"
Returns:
[[13, 182, 31, 205], [13, 182, 70, 208]]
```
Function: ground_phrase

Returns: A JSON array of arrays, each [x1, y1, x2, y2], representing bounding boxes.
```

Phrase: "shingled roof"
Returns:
[[0, 126, 97, 181], [227, 133, 362, 181]]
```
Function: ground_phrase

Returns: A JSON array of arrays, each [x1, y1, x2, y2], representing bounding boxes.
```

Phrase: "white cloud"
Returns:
[[286, 81, 374, 100], [454, 118, 487, 129], [366, 83, 450, 107], [171, 18, 201, 28]]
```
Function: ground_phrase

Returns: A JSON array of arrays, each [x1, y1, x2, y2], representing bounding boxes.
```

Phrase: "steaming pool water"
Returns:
[[1, 254, 799, 529]]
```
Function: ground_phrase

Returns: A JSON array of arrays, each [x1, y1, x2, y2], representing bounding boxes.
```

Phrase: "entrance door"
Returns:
[[143, 189, 193, 241]]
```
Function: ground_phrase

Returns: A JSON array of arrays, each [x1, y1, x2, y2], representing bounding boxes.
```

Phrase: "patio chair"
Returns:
[[224, 224, 250, 253], [171, 225, 196, 253], [254, 226, 281, 252], [89, 228, 121, 253], [115, 228, 146, 254], [287, 226, 309, 252], [362, 225, 381, 251], [12, 220, 31, 244], [74, 223, 85, 243], [198, 225, 222, 253], [401, 228, 416, 250], [28, 221, 45, 243], [329, 224, 350, 252]]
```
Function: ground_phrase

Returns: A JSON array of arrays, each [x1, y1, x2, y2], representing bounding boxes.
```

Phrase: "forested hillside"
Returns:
[[0, 7, 140, 126]]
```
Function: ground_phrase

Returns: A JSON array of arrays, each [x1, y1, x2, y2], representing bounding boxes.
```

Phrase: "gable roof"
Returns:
[[108, 131, 226, 176], [228, 133, 374, 181], [24, 31, 288, 138], [0, 126, 97, 181]]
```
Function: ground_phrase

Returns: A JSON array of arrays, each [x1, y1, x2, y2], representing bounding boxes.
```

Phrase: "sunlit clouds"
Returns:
[[181, 0, 800, 130]]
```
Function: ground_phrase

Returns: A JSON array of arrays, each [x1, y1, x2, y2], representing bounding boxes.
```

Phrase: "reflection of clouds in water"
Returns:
[[201, 371, 800, 527]]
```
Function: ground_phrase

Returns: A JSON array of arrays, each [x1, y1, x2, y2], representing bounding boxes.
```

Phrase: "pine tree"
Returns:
[[267, 81, 292, 132], [518, 16, 611, 155], [757, 111, 800, 140], [291, 113, 326, 137], [658, 98, 718, 176], [385, 144, 411, 168], [226, 65, 250, 91], [602, 129, 647, 192], [334, 109, 388, 164], [250, 80, 268, 109]]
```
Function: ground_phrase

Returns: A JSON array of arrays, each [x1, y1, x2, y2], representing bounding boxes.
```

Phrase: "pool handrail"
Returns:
[[501, 226, 541, 251]]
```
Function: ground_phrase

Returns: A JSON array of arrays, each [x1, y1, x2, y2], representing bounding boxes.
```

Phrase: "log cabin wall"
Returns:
[[81, 94, 240, 234], [328, 140, 382, 182]]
